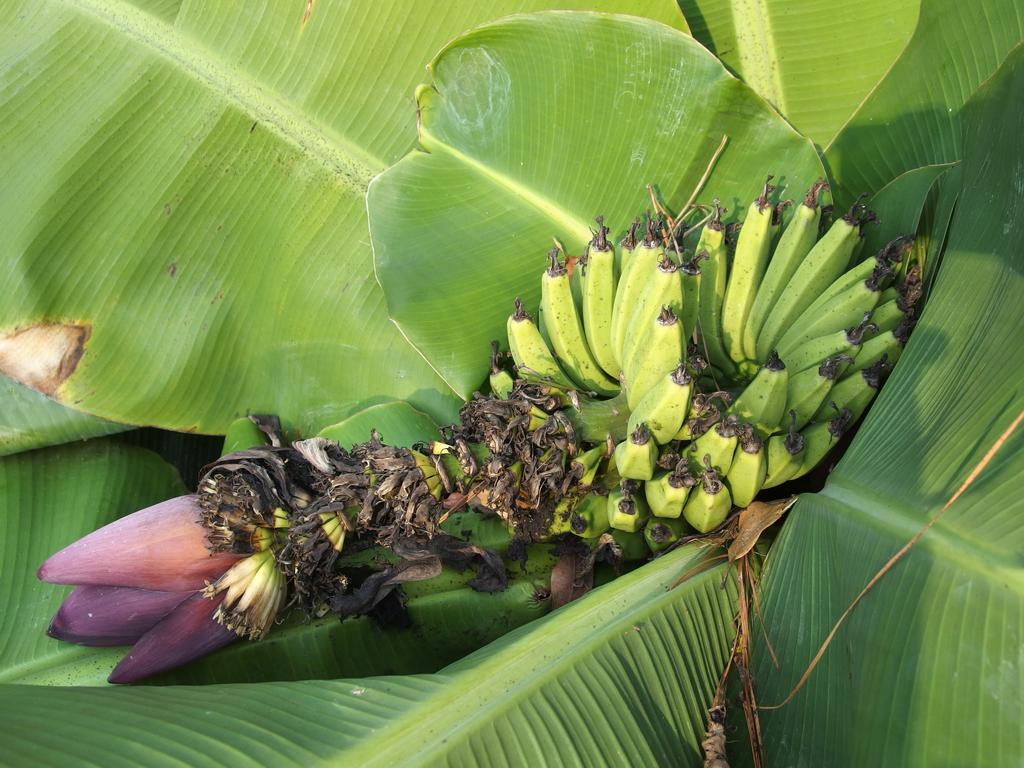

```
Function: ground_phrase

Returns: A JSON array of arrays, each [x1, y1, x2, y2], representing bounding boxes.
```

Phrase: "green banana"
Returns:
[[756, 200, 874, 361], [613, 423, 659, 481], [777, 260, 889, 355], [644, 516, 689, 554], [644, 461, 697, 519], [743, 181, 829, 362], [610, 528, 651, 562], [580, 218, 620, 378], [784, 353, 853, 430], [674, 390, 732, 441], [627, 362, 692, 444], [623, 253, 683, 358], [722, 177, 776, 365], [615, 218, 641, 279], [783, 314, 877, 373], [728, 351, 789, 437], [569, 491, 612, 539], [679, 255, 701, 343], [694, 202, 735, 375], [607, 481, 652, 533], [624, 306, 685, 411], [507, 298, 576, 390], [688, 414, 741, 476], [846, 312, 913, 375], [611, 216, 662, 367], [222, 416, 272, 456], [812, 357, 891, 423], [488, 341, 514, 398], [762, 410, 806, 488], [725, 426, 767, 508], [791, 407, 855, 478], [682, 455, 733, 533], [541, 250, 619, 396]]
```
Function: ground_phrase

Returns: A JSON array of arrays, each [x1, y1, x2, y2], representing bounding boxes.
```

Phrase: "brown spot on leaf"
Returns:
[[167, 262, 177, 277], [0, 323, 90, 396]]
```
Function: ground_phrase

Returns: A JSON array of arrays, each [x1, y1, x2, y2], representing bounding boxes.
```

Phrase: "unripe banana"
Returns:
[[674, 390, 732, 441], [607, 481, 652, 533], [541, 250, 619, 396], [846, 312, 913, 375], [580, 218, 620, 378], [679, 255, 701, 344], [615, 218, 641, 281], [689, 414, 741, 476], [506, 298, 575, 390], [728, 351, 788, 437], [785, 353, 852, 430], [743, 181, 829, 363], [644, 516, 689, 554], [694, 202, 735, 375], [783, 314, 877, 373], [725, 426, 767, 508], [569, 491, 612, 539], [763, 411, 806, 489], [812, 357, 891, 423], [611, 216, 662, 366], [610, 528, 650, 562], [624, 306, 684, 411], [756, 200, 875, 361], [682, 455, 732, 533], [627, 362, 692, 444], [623, 253, 683, 357], [722, 177, 776, 365], [777, 260, 890, 355], [488, 341, 514, 398], [613, 423, 659, 481], [791, 406, 855, 479], [645, 461, 698, 518]]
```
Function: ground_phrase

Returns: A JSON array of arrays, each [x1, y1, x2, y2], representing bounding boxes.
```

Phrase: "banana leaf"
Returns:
[[0, 0, 684, 438], [746, 43, 1024, 766], [677, 0, 919, 145]]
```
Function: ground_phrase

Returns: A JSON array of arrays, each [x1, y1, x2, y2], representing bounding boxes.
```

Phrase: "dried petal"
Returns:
[[107, 592, 237, 684], [47, 586, 190, 646], [38, 495, 242, 591]]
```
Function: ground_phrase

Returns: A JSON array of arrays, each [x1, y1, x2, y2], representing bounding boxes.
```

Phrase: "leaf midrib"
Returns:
[[59, 0, 385, 192]]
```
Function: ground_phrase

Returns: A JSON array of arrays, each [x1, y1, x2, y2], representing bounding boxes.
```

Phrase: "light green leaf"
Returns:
[[0, 543, 738, 766], [0, 439, 185, 685], [317, 400, 442, 447], [824, 0, 1024, 205], [0, 0, 684, 436], [371, 11, 825, 398], [860, 163, 954, 259], [678, 0, 919, 146], [0, 374, 128, 456], [750, 43, 1024, 766]]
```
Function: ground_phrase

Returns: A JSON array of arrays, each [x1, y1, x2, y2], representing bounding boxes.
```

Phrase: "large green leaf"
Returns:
[[748, 44, 1024, 766], [823, 0, 1024, 205], [370, 11, 825, 398], [0, 374, 127, 456], [0, 542, 738, 766], [0, 439, 184, 685], [678, 0, 919, 146], [0, 0, 684, 437]]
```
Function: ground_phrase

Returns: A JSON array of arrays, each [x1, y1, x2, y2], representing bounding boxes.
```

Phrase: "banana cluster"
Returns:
[[500, 178, 921, 545]]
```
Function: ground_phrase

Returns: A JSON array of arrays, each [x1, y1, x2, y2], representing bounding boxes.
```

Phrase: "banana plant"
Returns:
[[0, 1, 1022, 766]]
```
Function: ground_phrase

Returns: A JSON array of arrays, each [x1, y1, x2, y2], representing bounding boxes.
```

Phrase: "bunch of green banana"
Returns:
[[497, 178, 923, 542]]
